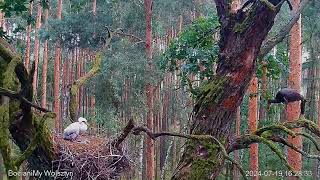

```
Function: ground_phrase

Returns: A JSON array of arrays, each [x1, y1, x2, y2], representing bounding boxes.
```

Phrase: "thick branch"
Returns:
[[69, 53, 102, 121], [131, 125, 248, 180], [255, 124, 296, 137], [111, 118, 135, 148], [0, 87, 50, 113], [13, 112, 56, 167], [283, 117, 320, 137], [230, 117, 320, 152], [259, 0, 309, 58], [228, 134, 260, 153]]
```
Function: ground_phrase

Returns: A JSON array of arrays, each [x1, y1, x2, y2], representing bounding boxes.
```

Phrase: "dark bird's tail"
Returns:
[[300, 99, 306, 115]]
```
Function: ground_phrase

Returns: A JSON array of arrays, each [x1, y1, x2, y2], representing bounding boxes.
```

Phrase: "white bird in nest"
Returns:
[[63, 117, 88, 141]]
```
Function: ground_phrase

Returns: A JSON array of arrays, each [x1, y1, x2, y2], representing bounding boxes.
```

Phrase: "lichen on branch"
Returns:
[[69, 52, 102, 121], [229, 116, 320, 179]]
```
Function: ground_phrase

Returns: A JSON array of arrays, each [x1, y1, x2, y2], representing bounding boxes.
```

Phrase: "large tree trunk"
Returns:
[[54, 0, 63, 132], [172, 2, 282, 179], [144, 0, 155, 179], [286, 0, 302, 179]]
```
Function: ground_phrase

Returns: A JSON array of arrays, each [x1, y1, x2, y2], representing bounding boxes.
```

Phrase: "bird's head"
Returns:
[[78, 117, 88, 125]]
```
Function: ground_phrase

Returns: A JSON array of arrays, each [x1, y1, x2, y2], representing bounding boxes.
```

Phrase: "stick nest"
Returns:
[[52, 135, 131, 180]]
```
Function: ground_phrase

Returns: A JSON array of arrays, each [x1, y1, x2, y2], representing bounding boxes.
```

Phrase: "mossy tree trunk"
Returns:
[[171, 1, 285, 179], [69, 53, 102, 122], [0, 38, 56, 180]]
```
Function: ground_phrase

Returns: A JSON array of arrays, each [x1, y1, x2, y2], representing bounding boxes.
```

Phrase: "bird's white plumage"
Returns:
[[63, 117, 88, 141], [78, 117, 88, 133]]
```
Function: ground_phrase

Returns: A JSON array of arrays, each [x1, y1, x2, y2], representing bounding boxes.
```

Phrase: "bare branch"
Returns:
[[0, 87, 51, 113], [111, 118, 135, 148], [259, 0, 309, 58], [132, 125, 213, 141]]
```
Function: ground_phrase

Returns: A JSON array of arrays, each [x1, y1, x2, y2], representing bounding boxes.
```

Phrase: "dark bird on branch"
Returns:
[[268, 88, 305, 115]]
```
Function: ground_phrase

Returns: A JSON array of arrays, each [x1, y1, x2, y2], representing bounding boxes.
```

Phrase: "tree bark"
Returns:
[[0, 38, 56, 180], [172, 1, 283, 179], [41, 8, 49, 109], [32, 0, 42, 97], [69, 52, 102, 122], [286, 0, 302, 179], [248, 76, 259, 180], [144, 0, 155, 179], [54, 0, 63, 132]]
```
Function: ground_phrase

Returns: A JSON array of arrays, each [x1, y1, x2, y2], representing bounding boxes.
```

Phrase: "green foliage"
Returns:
[[47, 0, 114, 49], [161, 16, 220, 90], [0, 0, 28, 17], [257, 47, 289, 80]]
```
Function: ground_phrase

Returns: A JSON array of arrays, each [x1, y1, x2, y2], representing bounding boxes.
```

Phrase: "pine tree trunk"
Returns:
[[41, 8, 49, 109], [310, 41, 320, 180], [54, 0, 63, 132], [32, 0, 42, 97], [286, 0, 302, 179], [172, 3, 281, 179], [144, 0, 155, 179], [248, 76, 259, 180], [24, 1, 33, 71]]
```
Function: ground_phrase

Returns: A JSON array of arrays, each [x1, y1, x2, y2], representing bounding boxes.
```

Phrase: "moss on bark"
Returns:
[[0, 46, 21, 180], [70, 53, 102, 121]]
